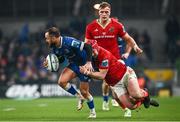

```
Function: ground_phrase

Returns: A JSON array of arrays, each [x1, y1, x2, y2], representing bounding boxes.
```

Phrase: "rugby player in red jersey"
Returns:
[[80, 40, 159, 111], [85, 2, 141, 116]]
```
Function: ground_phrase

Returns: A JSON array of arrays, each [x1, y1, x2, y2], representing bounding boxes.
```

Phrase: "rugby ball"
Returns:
[[46, 54, 59, 72]]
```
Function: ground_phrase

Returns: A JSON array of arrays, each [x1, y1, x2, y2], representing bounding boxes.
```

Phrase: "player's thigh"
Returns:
[[111, 87, 135, 104], [58, 67, 76, 83], [110, 83, 127, 102], [68, 63, 90, 82], [127, 78, 142, 96], [126, 67, 141, 97]]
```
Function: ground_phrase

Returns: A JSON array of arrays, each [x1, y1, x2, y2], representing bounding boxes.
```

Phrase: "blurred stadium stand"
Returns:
[[0, 0, 180, 98], [0, 0, 179, 18]]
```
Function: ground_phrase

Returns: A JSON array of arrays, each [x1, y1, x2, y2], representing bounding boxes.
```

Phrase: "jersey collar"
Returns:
[[59, 36, 63, 48], [96, 18, 111, 29]]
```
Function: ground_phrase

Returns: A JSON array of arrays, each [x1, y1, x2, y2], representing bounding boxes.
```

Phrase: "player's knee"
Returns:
[[80, 89, 87, 95], [80, 89, 88, 98]]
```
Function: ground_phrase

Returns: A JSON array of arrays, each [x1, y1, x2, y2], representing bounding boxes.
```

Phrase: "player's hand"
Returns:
[[79, 66, 91, 75], [43, 59, 48, 68], [134, 45, 143, 54], [83, 61, 94, 72], [121, 52, 130, 59]]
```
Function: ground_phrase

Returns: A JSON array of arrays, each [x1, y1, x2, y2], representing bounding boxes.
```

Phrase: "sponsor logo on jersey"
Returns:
[[94, 35, 115, 39]]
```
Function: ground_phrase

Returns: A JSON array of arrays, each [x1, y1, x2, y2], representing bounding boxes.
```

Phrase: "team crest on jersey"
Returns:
[[109, 27, 114, 32], [101, 59, 109, 67]]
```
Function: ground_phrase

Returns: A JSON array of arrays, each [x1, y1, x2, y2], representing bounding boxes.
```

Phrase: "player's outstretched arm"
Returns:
[[122, 33, 143, 54]]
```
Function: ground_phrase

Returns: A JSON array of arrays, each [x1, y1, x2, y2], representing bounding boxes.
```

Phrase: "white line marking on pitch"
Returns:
[[38, 103, 48, 107], [3, 107, 16, 111]]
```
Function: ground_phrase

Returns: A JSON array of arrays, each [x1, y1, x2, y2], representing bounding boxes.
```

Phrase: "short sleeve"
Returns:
[[117, 22, 127, 37]]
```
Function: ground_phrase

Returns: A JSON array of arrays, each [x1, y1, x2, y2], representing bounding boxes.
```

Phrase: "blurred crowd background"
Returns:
[[0, 0, 179, 92]]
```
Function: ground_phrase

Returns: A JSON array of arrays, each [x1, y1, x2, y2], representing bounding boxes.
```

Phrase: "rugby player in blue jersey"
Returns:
[[43, 27, 96, 118]]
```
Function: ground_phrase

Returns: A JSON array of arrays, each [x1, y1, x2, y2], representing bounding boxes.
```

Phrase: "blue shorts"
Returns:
[[68, 63, 91, 82]]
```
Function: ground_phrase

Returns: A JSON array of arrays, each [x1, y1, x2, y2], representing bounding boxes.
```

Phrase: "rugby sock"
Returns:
[[103, 95, 109, 102], [119, 102, 126, 109], [64, 83, 78, 95], [134, 100, 142, 109], [87, 95, 95, 111]]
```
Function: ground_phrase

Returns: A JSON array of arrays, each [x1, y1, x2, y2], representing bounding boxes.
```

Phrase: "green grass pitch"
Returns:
[[0, 97, 180, 121]]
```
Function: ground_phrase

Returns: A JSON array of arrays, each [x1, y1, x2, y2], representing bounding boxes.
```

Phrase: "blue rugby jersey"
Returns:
[[52, 36, 87, 66]]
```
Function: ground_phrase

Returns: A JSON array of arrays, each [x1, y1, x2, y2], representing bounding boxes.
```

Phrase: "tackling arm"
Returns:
[[88, 69, 108, 80], [80, 66, 108, 80]]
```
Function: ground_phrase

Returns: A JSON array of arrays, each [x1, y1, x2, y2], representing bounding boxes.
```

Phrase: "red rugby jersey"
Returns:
[[85, 18, 126, 59], [95, 46, 127, 86]]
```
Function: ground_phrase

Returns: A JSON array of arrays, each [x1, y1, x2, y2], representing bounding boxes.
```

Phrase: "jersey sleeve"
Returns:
[[117, 22, 127, 37], [98, 59, 109, 70]]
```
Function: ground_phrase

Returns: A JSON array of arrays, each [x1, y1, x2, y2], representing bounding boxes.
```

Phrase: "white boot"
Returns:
[[77, 98, 84, 111], [88, 109, 96, 119], [124, 108, 131, 117], [76, 94, 84, 111], [102, 101, 110, 111]]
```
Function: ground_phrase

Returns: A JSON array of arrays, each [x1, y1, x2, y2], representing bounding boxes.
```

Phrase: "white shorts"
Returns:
[[110, 66, 137, 97]]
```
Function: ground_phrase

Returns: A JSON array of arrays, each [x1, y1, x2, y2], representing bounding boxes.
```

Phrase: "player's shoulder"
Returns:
[[62, 36, 80, 46], [63, 36, 77, 41], [111, 18, 124, 26]]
